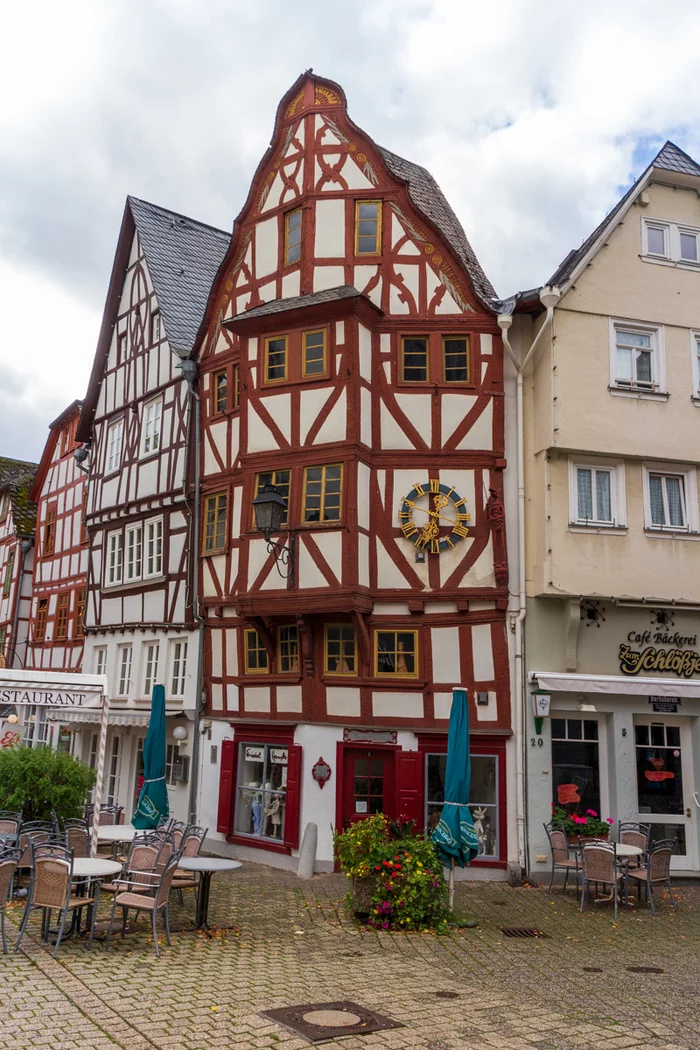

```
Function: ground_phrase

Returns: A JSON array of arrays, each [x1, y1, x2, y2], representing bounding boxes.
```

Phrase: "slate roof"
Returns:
[[0, 458, 38, 537], [549, 140, 700, 288], [377, 146, 497, 304], [225, 285, 365, 322], [128, 196, 230, 356]]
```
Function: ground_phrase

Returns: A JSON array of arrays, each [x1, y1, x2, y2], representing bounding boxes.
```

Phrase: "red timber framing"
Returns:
[[0, 459, 38, 669], [195, 73, 511, 760], [25, 401, 88, 673]]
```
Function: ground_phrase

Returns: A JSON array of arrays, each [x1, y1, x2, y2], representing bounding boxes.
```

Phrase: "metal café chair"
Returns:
[[0, 846, 21, 953], [543, 821, 579, 892], [15, 841, 98, 957], [106, 855, 181, 958], [0, 810, 22, 845], [619, 822, 651, 861], [63, 820, 90, 859], [580, 841, 624, 919], [172, 825, 208, 905], [625, 839, 678, 916]]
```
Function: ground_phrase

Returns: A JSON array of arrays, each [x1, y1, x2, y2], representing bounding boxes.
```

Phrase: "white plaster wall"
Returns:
[[255, 217, 279, 278], [314, 199, 345, 257]]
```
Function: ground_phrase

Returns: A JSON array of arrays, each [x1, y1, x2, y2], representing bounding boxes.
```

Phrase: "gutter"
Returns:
[[497, 286, 560, 876]]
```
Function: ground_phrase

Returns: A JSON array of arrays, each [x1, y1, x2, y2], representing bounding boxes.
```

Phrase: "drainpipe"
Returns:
[[497, 286, 560, 876], [178, 358, 205, 826], [9, 538, 33, 668]]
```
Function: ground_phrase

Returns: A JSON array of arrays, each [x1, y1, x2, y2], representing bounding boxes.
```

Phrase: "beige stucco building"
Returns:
[[503, 142, 700, 877]]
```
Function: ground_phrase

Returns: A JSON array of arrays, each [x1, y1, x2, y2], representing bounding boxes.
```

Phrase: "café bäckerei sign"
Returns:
[[619, 629, 700, 678]]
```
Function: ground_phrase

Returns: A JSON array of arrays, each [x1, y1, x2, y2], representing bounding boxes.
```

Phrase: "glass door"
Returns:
[[634, 717, 697, 870]]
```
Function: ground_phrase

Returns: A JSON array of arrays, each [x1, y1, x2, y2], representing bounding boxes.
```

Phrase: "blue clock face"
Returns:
[[398, 479, 471, 554]]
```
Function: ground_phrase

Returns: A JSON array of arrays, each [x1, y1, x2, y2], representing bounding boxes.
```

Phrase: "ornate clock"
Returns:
[[398, 479, 470, 554]]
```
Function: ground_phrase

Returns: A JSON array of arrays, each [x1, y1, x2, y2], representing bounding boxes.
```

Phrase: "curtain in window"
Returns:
[[577, 469, 593, 520], [595, 471, 612, 522], [648, 475, 665, 525], [666, 476, 684, 527], [616, 347, 632, 381], [635, 348, 652, 383]]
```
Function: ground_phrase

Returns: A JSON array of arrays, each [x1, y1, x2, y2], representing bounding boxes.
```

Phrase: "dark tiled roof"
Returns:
[[226, 285, 364, 322], [377, 146, 497, 304], [0, 458, 38, 537], [548, 140, 700, 288], [128, 197, 230, 355]]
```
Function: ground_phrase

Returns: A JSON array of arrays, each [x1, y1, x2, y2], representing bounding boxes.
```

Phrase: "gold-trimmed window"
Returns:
[[214, 369, 228, 413], [55, 593, 70, 641], [75, 589, 86, 638], [325, 625, 356, 675], [303, 464, 342, 523], [443, 336, 470, 383], [303, 330, 327, 377], [285, 209, 302, 266], [203, 492, 227, 553], [254, 470, 290, 525], [244, 629, 269, 674], [264, 336, 287, 383], [355, 200, 382, 255], [233, 364, 240, 408], [34, 598, 48, 642], [278, 625, 299, 672], [375, 630, 418, 677], [401, 336, 429, 382]]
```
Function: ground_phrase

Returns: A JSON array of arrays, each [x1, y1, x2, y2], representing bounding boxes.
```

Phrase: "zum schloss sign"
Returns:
[[619, 643, 700, 678]]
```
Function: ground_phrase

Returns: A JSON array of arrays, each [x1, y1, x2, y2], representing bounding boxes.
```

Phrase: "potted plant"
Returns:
[[552, 804, 614, 844], [333, 813, 391, 916]]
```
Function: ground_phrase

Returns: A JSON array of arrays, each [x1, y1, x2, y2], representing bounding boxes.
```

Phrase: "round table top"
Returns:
[[73, 858, 122, 877], [96, 824, 136, 843], [615, 843, 643, 857], [178, 857, 242, 873]]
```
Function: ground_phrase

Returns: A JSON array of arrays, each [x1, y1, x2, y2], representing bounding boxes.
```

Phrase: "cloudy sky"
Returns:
[[3, 0, 700, 460]]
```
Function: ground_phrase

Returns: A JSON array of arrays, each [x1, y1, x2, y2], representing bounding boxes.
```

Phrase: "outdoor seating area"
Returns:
[[544, 819, 678, 917], [0, 817, 238, 958]]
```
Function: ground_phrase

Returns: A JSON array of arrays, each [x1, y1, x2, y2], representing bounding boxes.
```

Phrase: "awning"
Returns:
[[45, 709, 150, 727], [530, 671, 700, 699]]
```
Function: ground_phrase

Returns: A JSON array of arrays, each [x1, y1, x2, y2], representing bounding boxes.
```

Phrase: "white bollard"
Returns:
[[296, 822, 318, 879]]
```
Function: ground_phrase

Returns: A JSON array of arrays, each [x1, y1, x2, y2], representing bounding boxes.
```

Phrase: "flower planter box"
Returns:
[[566, 831, 609, 846]]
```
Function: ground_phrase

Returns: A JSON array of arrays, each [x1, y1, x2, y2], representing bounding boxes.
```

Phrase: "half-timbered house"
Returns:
[[196, 74, 513, 874], [75, 197, 229, 819], [0, 459, 37, 677]]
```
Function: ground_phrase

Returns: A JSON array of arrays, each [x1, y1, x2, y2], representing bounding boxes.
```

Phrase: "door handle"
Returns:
[[693, 791, 700, 809]]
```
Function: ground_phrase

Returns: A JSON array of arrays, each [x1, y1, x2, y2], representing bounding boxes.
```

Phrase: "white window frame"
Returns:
[[93, 646, 108, 677], [642, 218, 671, 260], [568, 457, 626, 529], [691, 331, 700, 399], [642, 217, 700, 269], [642, 462, 699, 534], [117, 645, 132, 697], [140, 396, 163, 458], [125, 524, 143, 583], [165, 743, 177, 787], [143, 642, 160, 696], [169, 639, 188, 697], [609, 318, 666, 396], [151, 311, 161, 345], [106, 531, 123, 586], [144, 517, 163, 578], [678, 225, 700, 265], [106, 418, 124, 475]]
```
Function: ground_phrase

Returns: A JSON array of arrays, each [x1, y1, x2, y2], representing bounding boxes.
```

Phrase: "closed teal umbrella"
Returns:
[[132, 684, 169, 829], [431, 689, 478, 908]]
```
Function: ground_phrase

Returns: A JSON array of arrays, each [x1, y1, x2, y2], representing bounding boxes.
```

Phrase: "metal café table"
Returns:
[[177, 857, 242, 931], [96, 824, 137, 845]]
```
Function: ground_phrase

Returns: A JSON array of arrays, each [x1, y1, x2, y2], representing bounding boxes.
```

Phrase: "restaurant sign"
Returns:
[[619, 630, 700, 678], [0, 688, 103, 708]]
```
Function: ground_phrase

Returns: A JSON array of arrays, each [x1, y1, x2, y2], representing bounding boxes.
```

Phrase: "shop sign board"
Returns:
[[648, 696, 682, 713], [619, 629, 700, 678]]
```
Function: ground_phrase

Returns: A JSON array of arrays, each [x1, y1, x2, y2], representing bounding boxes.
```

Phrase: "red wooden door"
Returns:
[[342, 748, 396, 826]]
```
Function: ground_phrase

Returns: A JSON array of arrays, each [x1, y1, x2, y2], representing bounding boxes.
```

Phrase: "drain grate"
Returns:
[[582, 967, 603, 973], [260, 1001, 403, 1043], [626, 966, 664, 974], [500, 927, 549, 939], [434, 991, 460, 999]]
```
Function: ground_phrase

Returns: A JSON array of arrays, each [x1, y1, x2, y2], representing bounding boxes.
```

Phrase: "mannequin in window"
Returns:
[[396, 641, 408, 675]]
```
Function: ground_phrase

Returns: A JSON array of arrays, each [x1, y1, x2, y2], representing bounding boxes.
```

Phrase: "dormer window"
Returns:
[[284, 209, 302, 266]]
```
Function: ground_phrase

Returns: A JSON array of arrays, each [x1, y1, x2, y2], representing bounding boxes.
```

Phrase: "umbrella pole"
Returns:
[[448, 858, 455, 912]]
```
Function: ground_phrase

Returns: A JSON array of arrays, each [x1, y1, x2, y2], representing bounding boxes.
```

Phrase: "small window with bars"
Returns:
[[203, 493, 227, 552], [442, 337, 470, 383], [244, 630, 269, 674], [325, 625, 357, 675], [401, 336, 429, 382], [355, 201, 381, 255], [264, 337, 287, 383], [278, 626, 299, 672], [303, 330, 327, 377]]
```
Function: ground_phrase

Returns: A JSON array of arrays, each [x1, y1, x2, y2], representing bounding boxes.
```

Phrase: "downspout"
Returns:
[[497, 285, 560, 876], [178, 358, 204, 826], [9, 538, 33, 668]]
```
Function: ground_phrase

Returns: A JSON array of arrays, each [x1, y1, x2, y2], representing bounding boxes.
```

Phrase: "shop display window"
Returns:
[[234, 743, 288, 842], [425, 753, 499, 858], [551, 718, 601, 816]]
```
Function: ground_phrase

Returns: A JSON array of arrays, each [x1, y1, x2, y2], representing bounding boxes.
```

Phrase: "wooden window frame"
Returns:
[[302, 329, 328, 379], [233, 363, 240, 408], [244, 629, 269, 675], [106, 418, 124, 475], [400, 335, 430, 384], [213, 369, 228, 414], [170, 639, 188, 697], [354, 199, 382, 256], [374, 629, 419, 678], [106, 530, 123, 586], [117, 332, 127, 365], [74, 589, 86, 638], [55, 592, 70, 642], [442, 335, 471, 384], [117, 644, 132, 697], [34, 597, 48, 642], [150, 310, 161, 345], [253, 470, 290, 527], [324, 624, 357, 676], [203, 492, 228, 554], [44, 504, 57, 557], [3, 549, 14, 596], [277, 625, 299, 673], [144, 517, 163, 578], [284, 208, 302, 267], [140, 396, 163, 458], [263, 336, 288, 385], [302, 463, 344, 525], [125, 523, 143, 583], [143, 642, 160, 696]]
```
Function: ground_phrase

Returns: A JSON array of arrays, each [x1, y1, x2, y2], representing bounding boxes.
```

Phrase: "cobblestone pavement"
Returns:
[[1, 864, 699, 1050]]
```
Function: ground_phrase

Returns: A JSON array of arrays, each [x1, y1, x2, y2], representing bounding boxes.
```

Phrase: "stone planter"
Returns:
[[350, 874, 376, 917]]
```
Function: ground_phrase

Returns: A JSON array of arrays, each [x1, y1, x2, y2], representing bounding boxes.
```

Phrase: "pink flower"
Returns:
[[586, 810, 598, 817], [606, 818, 614, 825], [382, 922, 389, 929]]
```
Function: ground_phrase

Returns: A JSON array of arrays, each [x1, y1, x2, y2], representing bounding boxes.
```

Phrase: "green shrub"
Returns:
[[368, 836, 448, 931], [333, 813, 389, 877], [0, 745, 96, 822]]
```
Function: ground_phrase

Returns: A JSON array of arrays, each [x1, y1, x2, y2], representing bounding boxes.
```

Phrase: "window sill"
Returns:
[[138, 449, 160, 463], [225, 832, 290, 855], [641, 254, 700, 272], [568, 523, 628, 536], [103, 576, 167, 593], [644, 528, 700, 541], [104, 468, 121, 479], [240, 674, 302, 684], [691, 396, 700, 407], [608, 386, 669, 402]]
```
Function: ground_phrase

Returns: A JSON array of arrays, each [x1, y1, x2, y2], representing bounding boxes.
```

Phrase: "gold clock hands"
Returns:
[[402, 501, 456, 526]]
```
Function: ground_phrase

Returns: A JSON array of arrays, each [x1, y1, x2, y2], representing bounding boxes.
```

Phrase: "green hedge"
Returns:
[[0, 745, 96, 822]]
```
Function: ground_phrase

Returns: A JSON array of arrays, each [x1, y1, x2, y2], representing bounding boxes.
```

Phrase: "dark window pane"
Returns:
[[650, 724, 665, 747], [369, 758, 383, 776], [369, 778, 383, 795], [567, 719, 582, 740], [355, 758, 368, 776], [550, 718, 566, 741], [666, 725, 681, 748], [583, 720, 598, 741], [636, 746, 684, 815], [635, 725, 649, 746], [427, 754, 446, 803], [354, 779, 369, 796], [552, 740, 600, 814]]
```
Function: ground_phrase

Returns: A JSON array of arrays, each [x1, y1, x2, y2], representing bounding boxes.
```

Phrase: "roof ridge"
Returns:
[[127, 195, 230, 239]]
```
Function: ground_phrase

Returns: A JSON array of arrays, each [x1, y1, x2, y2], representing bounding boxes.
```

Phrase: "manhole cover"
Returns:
[[501, 927, 549, 939], [260, 1001, 403, 1043], [626, 966, 665, 974], [434, 991, 460, 999], [582, 967, 603, 973]]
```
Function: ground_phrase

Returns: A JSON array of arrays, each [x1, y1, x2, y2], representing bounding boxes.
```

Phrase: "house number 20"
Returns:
[[530, 737, 544, 747]]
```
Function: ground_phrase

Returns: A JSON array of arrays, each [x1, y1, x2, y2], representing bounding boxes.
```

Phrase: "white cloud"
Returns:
[[3, 0, 700, 457]]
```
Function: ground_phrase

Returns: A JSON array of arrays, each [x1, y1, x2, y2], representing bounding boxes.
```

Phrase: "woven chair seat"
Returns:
[[172, 876, 198, 889], [34, 893, 94, 910], [115, 891, 157, 911], [626, 867, 654, 881]]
